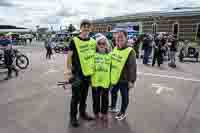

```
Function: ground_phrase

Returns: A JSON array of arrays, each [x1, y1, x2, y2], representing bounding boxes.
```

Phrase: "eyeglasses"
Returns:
[[98, 42, 106, 46]]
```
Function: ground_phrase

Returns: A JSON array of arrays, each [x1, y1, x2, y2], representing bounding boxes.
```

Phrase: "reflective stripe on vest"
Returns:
[[73, 37, 96, 76], [111, 47, 133, 85], [91, 53, 111, 89]]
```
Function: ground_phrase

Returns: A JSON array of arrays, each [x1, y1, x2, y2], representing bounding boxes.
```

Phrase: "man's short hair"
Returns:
[[80, 19, 91, 28]]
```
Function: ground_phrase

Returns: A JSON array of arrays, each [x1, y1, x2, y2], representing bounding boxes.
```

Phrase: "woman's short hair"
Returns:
[[116, 30, 128, 38]]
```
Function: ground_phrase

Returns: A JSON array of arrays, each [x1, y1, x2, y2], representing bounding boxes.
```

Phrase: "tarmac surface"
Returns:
[[0, 41, 200, 133]]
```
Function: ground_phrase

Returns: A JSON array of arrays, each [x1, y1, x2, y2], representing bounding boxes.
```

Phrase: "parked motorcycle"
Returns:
[[0, 49, 29, 69]]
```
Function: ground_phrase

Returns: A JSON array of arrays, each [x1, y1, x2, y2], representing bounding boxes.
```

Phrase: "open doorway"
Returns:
[[173, 23, 179, 38], [196, 24, 200, 40]]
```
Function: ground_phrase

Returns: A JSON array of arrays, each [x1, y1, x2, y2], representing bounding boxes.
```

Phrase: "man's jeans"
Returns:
[[143, 48, 152, 64], [170, 51, 176, 65]]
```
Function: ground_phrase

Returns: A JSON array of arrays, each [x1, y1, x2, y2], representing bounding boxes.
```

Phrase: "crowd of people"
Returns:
[[128, 33, 178, 67], [65, 20, 137, 128]]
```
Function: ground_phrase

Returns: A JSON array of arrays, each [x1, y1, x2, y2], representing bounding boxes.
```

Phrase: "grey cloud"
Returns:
[[56, 9, 77, 17], [55, 7, 87, 17], [0, 0, 15, 7], [39, 15, 61, 25], [18, 19, 33, 25]]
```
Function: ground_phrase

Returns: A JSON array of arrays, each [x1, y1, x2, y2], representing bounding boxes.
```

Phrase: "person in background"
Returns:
[[3, 36, 18, 80], [110, 30, 137, 120], [168, 35, 177, 67], [66, 19, 96, 128], [91, 34, 111, 121], [133, 36, 140, 58], [44, 37, 53, 59], [142, 34, 152, 65], [152, 35, 162, 67]]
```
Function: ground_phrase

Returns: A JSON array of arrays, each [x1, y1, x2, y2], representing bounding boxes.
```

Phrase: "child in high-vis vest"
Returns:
[[91, 35, 111, 121], [110, 30, 137, 121]]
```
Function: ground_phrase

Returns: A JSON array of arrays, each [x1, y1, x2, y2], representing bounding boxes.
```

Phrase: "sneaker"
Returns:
[[115, 112, 123, 119], [117, 113, 127, 121], [80, 113, 94, 121], [70, 118, 80, 128], [109, 108, 119, 113]]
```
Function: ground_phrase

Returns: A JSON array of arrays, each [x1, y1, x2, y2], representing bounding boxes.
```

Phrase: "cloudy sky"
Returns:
[[0, 0, 200, 30]]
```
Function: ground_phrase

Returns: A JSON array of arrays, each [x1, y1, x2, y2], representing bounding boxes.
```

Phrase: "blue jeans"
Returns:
[[143, 48, 151, 64], [111, 81, 129, 113]]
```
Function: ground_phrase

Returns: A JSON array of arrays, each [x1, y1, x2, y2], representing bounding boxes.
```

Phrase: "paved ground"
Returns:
[[1, 41, 200, 133]]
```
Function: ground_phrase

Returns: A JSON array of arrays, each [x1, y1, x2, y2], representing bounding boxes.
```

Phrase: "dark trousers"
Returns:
[[4, 49, 18, 77], [46, 47, 52, 59], [152, 50, 162, 67], [6, 65, 18, 77], [134, 45, 139, 58], [111, 81, 129, 114], [70, 78, 90, 120], [92, 87, 109, 115]]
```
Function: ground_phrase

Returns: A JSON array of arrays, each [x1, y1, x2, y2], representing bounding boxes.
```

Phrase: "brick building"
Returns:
[[91, 7, 200, 41]]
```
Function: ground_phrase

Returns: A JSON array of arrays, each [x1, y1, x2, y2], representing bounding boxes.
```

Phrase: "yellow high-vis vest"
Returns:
[[111, 47, 133, 85], [73, 37, 96, 76], [91, 53, 111, 89]]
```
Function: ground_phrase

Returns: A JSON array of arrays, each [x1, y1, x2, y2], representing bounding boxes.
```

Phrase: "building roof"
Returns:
[[93, 7, 200, 23], [0, 25, 27, 29], [0, 29, 31, 33]]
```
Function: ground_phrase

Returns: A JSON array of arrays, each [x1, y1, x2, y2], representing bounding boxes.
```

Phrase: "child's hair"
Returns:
[[96, 35, 110, 53]]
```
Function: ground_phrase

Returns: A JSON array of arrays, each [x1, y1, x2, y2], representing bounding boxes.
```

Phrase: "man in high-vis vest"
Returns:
[[66, 20, 96, 127], [110, 30, 137, 121]]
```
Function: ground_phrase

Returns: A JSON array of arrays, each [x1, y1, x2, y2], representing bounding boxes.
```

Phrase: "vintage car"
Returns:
[[179, 43, 199, 62]]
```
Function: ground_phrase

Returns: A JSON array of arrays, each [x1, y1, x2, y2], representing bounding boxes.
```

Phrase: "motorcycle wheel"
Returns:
[[54, 48, 60, 53], [16, 54, 29, 69]]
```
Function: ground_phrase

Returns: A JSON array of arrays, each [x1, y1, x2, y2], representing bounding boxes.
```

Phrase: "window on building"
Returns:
[[152, 23, 157, 34], [173, 23, 179, 38], [196, 24, 200, 40], [108, 26, 111, 32], [133, 25, 139, 32]]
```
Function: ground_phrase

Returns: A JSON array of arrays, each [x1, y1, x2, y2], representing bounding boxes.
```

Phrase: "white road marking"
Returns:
[[138, 72, 200, 82], [152, 83, 174, 95], [44, 69, 59, 75]]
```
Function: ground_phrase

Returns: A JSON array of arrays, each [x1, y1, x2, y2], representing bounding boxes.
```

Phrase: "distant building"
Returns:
[[92, 7, 200, 41], [37, 27, 48, 34]]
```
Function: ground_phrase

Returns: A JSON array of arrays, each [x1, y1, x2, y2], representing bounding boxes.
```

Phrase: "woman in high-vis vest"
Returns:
[[110, 30, 137, 121], [91, 35, 111, 121]]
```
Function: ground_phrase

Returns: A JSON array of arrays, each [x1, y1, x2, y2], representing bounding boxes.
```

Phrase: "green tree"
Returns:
[[68, 24, 76, 33]]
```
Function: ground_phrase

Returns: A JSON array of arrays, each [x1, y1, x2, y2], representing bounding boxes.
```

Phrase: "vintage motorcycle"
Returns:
[[0, 48, 29, 69]]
